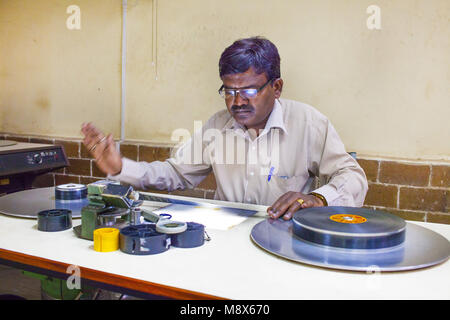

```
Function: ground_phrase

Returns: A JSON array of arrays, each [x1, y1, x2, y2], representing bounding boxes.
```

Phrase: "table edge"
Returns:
[[0, 248, 226, 300]]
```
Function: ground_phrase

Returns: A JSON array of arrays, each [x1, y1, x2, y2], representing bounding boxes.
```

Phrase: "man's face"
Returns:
[[221, 67, 283, 131]]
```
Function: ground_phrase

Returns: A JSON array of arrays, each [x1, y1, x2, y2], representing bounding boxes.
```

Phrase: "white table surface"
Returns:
[[0, 199, 449, 300]]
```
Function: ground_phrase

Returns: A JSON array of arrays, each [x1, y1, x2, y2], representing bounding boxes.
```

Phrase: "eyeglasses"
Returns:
[[218, 79, 273, 101]]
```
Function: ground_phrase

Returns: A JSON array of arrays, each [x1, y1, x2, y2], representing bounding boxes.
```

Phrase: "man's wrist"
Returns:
[[308, 192, 328, 206], [110, 158, 123, 176]]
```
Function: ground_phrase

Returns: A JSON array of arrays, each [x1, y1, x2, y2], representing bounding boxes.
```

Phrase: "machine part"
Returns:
[[96, 206, 129, 227], [55, 184, 87, 201], [139, 193, 200, 205], [94, 228, 120, 252], [141, 208, 160, 223], [87, 195, 105, 206], [87, 184, 107, 195], [0, 143, 68, 194], [103, 196, 142, 209], [0, 187, 88, 218], [40, 281, 81, 300], [81, 205, 107, 240], [119, 224, 170, 255], [0, 140, 17, 147], [156, 220, 187, 234], [292, 207, 406, 249], [130, 207, 141, 225], [86, 180, 137, 209], [22, 271, 81, 300], [170, 222, 205, 248], [37, 209, 72, 232], [86, 179, 118, 194], [251, 218, 450, 272], [79, 205, 127, 240], [102, 184, 133, 197], [141, 208, 172, 223]]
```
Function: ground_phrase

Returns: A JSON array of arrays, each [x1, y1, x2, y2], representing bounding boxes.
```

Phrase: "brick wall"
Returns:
[[2, 133, 449, 224], [358, 159, 449, 224]]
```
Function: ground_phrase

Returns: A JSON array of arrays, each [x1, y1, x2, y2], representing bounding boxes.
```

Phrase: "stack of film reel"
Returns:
[[35, 183, 208, 255], [37, 184, 88, 232], [94, 219, 207, 255], [54, 184, 88, 201]]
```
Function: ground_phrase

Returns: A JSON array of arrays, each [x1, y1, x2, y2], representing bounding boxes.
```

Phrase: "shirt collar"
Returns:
[[221, 99, 288, 136], [263, 99, 288, 135]]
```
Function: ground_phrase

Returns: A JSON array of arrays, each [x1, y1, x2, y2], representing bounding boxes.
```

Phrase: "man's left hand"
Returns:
[[267, 191, 324, 220]]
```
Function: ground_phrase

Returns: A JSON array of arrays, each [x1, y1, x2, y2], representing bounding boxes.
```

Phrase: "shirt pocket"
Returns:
[[267, 175, 304, 202]]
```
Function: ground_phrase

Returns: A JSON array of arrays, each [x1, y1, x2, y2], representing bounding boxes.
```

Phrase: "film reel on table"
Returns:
[[291, 207, 406, 250], [0, 184, 89, 218], [251, 207, 450, 272], [54, 184, 87, 201]]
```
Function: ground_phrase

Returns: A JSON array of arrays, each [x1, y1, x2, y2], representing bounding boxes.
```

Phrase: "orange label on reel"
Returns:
[[330, 214, 367, 224]]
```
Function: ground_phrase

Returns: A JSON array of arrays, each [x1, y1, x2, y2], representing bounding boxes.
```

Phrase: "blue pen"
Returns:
[[267, 166, 275, 182]]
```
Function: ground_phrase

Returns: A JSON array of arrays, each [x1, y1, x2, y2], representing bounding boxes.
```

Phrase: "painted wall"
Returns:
[[0, 0, 122, 137], [1, 0, 449, 161]]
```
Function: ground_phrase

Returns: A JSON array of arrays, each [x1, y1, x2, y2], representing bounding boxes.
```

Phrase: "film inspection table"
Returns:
[[0, 194, 449, 300]]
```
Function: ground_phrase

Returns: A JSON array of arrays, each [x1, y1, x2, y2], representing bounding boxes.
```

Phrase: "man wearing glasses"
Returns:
[[82, 37, 368, 220]]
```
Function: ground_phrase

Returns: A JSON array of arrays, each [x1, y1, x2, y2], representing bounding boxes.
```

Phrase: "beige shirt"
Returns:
[[111, 98, 368, 207]]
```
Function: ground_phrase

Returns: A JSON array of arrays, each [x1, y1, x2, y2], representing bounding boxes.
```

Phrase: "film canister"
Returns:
[[119, 224, 170, 255], [170, 222, 205, 248], [93, 228, 120, 252], [37, 209, 72, 232]]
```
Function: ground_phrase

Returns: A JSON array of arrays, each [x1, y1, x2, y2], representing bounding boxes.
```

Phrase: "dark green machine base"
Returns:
[[22, 271, 82, 300], [73, 219, 129, 241]]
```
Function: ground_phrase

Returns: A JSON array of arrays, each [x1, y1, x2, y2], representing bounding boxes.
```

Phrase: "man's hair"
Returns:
[[219, 36, 281, 81]]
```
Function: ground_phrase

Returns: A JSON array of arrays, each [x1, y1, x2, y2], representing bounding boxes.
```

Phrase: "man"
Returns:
[[81, 37, 368, 220]]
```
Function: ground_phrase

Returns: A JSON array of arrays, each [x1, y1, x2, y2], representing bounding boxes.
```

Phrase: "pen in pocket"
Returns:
[[267, 166, 275, 182]]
